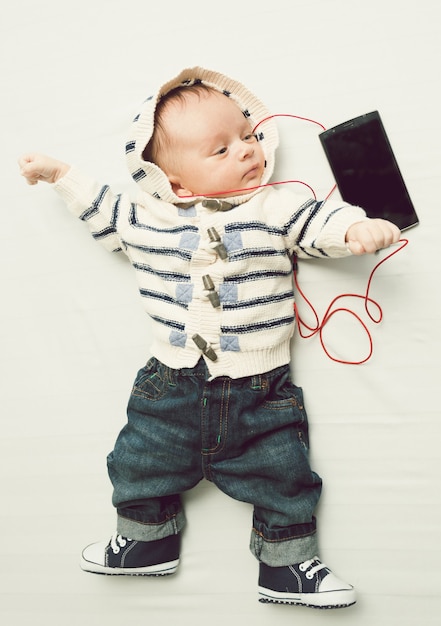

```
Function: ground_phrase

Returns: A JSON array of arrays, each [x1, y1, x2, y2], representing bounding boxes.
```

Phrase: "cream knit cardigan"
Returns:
[[54, 167, 366, 379]]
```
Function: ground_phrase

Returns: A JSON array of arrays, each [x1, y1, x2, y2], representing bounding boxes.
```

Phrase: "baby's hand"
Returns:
[[345, 219, 401, 255], [18, 153, 70, 185]]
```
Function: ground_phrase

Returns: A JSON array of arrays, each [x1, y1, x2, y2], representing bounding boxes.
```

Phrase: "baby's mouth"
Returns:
[[243, 164, 260, 180]]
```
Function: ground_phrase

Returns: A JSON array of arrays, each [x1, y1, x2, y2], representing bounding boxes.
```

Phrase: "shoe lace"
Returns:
[[110, 533, 131, 555], [299, 556, 327, 580]]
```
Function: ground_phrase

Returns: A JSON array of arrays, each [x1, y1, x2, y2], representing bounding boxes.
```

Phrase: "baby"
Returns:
[[19, 67, 399, 609]]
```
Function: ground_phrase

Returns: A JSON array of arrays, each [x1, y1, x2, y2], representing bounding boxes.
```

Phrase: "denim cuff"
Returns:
[[250, 516, 318, 566], [250, 528, 318, 566], [117, 509, 186, 542]]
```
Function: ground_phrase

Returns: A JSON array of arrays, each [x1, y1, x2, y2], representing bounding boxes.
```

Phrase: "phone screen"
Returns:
[[319, 111, 419, 231]]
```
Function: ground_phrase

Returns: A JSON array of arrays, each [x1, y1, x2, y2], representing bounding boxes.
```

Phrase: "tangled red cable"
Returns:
[[293, 239, 409, 364]]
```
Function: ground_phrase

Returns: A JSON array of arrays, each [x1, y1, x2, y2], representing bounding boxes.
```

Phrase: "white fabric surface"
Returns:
[[2, 1, 440, 624]]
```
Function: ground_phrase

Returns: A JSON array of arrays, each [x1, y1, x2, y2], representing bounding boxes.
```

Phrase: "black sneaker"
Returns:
[[258, 557, 356, 609], [81, 533, 180, 576]]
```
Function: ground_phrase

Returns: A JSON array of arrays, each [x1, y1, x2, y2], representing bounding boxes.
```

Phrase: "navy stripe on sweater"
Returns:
[[222, 290, 293, 310], [225, 221, 285, 236], [222, 315, 294, 334], [123, 242, 192, 261], [129, 205, 199, 235], [229, 248, 289, 262], [298, 205, 348, 257], [149, 314, 185, 332], [133, 262, 191, 283], [79, 185, 110, 221], [224, 269, 292, 283], [139, 289, 188, 309], [92, 226, 118, 240]]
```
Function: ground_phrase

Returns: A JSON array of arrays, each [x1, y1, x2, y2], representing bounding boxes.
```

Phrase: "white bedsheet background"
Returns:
[[2, 1, 440, 624]]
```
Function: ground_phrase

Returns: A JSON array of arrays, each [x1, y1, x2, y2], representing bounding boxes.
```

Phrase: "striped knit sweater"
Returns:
[[53, 166, 366, 378]]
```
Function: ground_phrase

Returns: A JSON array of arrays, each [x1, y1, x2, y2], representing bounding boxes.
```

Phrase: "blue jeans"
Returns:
[[107, 357, 322, 566]]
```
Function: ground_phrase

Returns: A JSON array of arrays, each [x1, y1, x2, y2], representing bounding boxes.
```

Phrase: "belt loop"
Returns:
[[251, 374, 262, 390]]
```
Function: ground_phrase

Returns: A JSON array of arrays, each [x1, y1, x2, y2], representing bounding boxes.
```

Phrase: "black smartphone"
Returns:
[[319, 111, 419, 231]]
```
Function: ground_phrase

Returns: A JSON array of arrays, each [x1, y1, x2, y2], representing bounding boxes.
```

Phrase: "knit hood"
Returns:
[[125, 67, 279, 207]]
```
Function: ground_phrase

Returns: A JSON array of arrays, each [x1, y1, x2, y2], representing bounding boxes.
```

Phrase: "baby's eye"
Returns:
[[243, 133, 257, 142], [217, 147, 228, 155]]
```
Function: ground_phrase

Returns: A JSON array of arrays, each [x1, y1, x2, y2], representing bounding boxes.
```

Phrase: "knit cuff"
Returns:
[[315, 202, 368, 258], [52, 166, 102, 218]]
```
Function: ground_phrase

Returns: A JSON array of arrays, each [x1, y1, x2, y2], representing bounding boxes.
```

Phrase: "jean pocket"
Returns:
[[131, 358, 170, 401], [262, 380, 308, 426]]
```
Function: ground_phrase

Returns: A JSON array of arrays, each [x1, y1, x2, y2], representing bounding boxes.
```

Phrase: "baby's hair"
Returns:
[[142, 83, 216, 170]]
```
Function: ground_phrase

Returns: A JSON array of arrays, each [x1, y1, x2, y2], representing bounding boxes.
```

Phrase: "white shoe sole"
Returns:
[[258, 585, 356, 609], [81, 557, 179, 576]]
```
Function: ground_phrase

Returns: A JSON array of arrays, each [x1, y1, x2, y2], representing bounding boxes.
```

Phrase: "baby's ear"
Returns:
[[168, 175, 193, 198]]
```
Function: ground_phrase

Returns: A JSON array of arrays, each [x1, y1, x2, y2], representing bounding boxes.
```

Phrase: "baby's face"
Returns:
[[161, 90, 265, 198]]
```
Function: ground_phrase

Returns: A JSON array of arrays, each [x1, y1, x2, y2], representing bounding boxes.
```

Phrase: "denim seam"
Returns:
[[117, 511, 180, 527], [252, 527, 316, 541]]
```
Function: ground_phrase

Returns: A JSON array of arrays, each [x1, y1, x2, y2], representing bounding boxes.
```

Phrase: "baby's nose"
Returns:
[[239, 142, 254, 159]]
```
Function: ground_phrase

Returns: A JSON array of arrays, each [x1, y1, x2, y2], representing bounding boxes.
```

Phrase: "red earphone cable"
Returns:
[[293, 239, 409, 364], [252, 113, 327, 133]]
